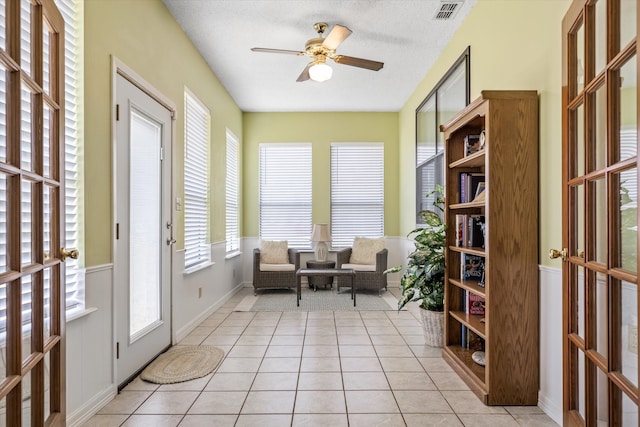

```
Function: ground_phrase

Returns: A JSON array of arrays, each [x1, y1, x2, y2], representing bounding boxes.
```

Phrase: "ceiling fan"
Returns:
[[251, 22, 384, 82]]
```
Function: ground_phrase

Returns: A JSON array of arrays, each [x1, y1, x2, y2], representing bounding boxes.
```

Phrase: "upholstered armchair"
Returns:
[[252, 240, 300, 294], [336, 237, 388, 295]]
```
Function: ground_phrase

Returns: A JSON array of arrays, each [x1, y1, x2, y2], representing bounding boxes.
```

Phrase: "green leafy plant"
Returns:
[[386, 186, 446, 311]]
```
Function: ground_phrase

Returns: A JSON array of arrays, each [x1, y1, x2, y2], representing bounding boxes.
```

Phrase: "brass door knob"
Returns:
[[549, 248, 568, 262], [60, 247, 79, 262]]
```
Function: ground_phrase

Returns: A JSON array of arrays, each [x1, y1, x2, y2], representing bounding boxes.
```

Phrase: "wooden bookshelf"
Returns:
[[440, 90, 539, 406]]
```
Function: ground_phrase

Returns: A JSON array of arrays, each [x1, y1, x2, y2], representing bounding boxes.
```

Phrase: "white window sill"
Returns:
[[184, 260, 215, 275], [67, 306, 99, 323], [225, 251, 242, 260]]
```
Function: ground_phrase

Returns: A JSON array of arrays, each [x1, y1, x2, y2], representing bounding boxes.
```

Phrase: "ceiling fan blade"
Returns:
[[322, 24, 352, 50], [251, 47, 305, 56], [296, 63, 312, 82], [333, 55, 384, 71]]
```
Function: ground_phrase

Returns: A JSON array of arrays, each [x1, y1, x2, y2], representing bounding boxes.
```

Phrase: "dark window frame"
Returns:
[[416, 46, 470, 224]]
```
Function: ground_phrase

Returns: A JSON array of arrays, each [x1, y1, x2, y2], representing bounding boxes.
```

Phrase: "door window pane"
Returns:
[[576, 104, 585, 178], [621, 0, 636, 50], [129, 109, 161, 339], [43, 184, 51, 263], [42, 24, 50, 97], [578, 266, 586, 339], [595, 271, 608, 358], [594, 177, 607, 264], [0, 65, 5, 164], [617, 168, 637, 273], [595, 0, 607, 75], [620, 280, 638, 388], [574, 183, 585, 258], [21, 84, 32, 171], [21, 179, 32, 267], [21, 276, 32, 363], [594, 84, 607, 171], [43, 103, 51, 178], [0, 173, 6, 274], [20, 0, 31, 77], [618, 55, 637, 163], [596, 366, 609, 425], [622, 390, 639, 425], [21, 369, 30, 425], [576, 22, 585, 94], [578, 347, 586, 420], [43, 268, 50, 342]]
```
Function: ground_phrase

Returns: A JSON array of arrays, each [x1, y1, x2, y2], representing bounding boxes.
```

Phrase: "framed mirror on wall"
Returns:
[[416, 46, 470, 225]]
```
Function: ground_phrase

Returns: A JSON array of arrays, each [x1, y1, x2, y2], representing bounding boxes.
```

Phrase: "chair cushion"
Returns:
[[341, 263, 377, 272], [349, 237, 384, 265], [260, 263, 295, 272], [260, 240, 289, 264]]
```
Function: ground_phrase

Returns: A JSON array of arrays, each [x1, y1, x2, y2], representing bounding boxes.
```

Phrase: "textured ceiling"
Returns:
[[162, 0, 476, 112]]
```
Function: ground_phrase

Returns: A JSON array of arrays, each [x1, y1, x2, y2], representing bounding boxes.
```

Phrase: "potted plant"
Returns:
[[386, 186, 446, 347]]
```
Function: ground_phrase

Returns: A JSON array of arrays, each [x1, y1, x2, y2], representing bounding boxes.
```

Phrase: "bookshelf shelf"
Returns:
[[441, 90, 539, 406]]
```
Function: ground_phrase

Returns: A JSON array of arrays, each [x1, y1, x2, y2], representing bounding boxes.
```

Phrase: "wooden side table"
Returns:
[[305, 260, 335, 291]]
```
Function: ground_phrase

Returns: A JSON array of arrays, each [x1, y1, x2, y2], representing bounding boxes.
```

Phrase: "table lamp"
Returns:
[[311, 223, 332, 261]]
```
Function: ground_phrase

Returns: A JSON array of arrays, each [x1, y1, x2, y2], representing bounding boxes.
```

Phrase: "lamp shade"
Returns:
[[311, 223, 332, 242], [309, 62, 332, 82]]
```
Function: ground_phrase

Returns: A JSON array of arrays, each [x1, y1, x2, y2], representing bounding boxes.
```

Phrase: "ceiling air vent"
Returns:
[[433, 1, 464, 20]]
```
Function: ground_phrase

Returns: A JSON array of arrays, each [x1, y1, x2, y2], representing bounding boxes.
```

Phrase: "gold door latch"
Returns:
[[60, 247, 79, 262], [549, 248, 568, 262]]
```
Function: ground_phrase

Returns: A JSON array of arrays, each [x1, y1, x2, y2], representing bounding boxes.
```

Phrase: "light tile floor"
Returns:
[[83, 288, 559, 427]]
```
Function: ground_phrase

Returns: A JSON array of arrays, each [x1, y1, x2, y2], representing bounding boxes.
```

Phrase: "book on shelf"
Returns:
[[462, 254, 485, 283], [468, 292, 485, 315], [468, 215, 485, 248], [459, 172, 485, 203], [455, 215, 466, 247]]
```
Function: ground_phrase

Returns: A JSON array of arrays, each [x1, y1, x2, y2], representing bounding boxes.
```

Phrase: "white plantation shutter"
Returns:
[[0, 0, 84, 336], [259, 143, 312, 248], [331, 142, 384, 248], [184, 90, 211, 270], [58, 0, 85, 311], [225, 130, 239, 253]]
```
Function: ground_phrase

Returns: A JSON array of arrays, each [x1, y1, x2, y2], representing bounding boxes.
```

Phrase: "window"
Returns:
[[184, 90, 210, 270], [58, 0, 85, 314], [331, 142, 384, 248], [225, 129, 239, 254], [416, 46, 470, 224], [259, 143, 312, 248]]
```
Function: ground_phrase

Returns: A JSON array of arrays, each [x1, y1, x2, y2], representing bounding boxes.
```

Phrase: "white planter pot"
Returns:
[[420, 309, 444, 348]]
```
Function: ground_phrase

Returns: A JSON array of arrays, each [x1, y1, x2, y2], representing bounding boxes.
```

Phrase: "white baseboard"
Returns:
[[174, 282, 245, 343], [538, 390, 562, 426], [67, 385, 117, 427]]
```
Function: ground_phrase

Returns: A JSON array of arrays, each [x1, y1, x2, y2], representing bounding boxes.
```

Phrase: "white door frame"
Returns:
[[110, 57, 176, 386]]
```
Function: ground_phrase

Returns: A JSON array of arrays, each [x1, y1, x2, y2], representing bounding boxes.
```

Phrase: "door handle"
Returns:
[[167, 238, 176, 246], [60, 247, 79, 262], [549, 248, 568, 262]]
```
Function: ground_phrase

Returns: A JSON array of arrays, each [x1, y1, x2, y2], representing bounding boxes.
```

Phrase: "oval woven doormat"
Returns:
[[140, 345, 224, 384]]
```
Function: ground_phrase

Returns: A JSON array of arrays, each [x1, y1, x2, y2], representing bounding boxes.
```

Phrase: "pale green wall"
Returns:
[[242, 112, 399, 237], [399, 0, 571, 266], [85, 0, 242, 266]]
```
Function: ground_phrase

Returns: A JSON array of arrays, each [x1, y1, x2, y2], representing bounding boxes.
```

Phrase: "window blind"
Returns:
[[225, 130, 239, 253], [330, 142, 384, 248], [184, 90, 210, 270], [259, 143, 312, 248]]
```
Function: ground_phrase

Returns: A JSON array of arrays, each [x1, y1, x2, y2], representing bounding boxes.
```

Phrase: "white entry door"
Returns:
[[115, 73, 173, 387]]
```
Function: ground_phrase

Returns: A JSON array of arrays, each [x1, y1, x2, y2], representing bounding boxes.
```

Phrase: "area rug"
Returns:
[[140, 345, 224, 384], [235, 288, 398, 312]]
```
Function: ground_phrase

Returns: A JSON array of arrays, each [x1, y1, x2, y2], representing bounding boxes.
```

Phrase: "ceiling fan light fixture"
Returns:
[[309, 61, 332, 82]]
